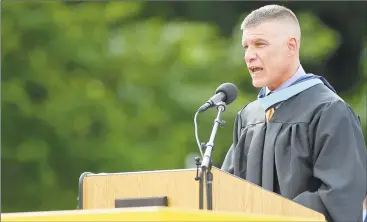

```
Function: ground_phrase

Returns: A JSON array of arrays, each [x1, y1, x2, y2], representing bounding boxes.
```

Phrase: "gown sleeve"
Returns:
[[293, 100, 367, 222]]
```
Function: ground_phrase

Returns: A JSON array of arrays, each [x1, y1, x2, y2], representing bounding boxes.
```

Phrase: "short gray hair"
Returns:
[[241, 5, 301, 48], [241, 4, 300, 30]]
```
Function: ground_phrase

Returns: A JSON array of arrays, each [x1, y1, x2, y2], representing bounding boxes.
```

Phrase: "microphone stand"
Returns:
[[195, 101, 226, 211], [194, 156, 204, 210]]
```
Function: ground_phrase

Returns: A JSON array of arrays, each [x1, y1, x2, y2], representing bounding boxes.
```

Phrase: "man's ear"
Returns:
[[287, 37, 298, 56]]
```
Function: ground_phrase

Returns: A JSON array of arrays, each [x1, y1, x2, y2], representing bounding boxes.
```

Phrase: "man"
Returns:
[[221, 5, 367, 222]]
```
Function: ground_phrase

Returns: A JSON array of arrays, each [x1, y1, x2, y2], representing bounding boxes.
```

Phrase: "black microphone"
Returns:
[[197, 83, 238, 113]]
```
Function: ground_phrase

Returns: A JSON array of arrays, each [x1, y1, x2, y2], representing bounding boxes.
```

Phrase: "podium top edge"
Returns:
[[79, 167, 226, 178]]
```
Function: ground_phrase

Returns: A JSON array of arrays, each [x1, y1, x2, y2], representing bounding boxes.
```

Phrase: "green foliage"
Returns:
[[298, 12, 340, 62], [2, 1, 365, 213]]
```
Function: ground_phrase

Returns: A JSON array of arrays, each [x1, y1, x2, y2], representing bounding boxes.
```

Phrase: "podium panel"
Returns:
[[2, 207, 325, 221], [78, 167, 325, 220]]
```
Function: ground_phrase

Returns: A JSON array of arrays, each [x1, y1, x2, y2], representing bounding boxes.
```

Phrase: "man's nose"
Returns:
[[244, 48, 257, 64]]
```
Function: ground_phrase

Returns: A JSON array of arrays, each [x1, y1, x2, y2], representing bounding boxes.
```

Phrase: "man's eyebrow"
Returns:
[[253, 38, 267, 42], [242, 38, 267, 45]]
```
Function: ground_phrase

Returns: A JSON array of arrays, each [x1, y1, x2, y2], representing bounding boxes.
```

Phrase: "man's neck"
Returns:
[[266, 63, 305, 94]]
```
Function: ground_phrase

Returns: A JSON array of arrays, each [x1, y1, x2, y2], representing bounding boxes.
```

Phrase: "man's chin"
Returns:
[[252, 80, 267, 88]]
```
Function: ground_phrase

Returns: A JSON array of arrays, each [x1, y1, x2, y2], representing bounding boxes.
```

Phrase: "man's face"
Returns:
[[242, 20, 292, 90]]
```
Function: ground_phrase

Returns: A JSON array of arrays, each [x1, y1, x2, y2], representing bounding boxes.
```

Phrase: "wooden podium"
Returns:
[[78, 167, 325, 221]]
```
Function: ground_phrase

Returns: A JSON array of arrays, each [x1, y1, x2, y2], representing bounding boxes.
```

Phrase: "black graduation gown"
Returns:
[[221, 83, 367, 222]]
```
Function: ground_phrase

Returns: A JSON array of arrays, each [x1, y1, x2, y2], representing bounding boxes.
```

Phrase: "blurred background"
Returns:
[[1, 1, 366, 213]]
